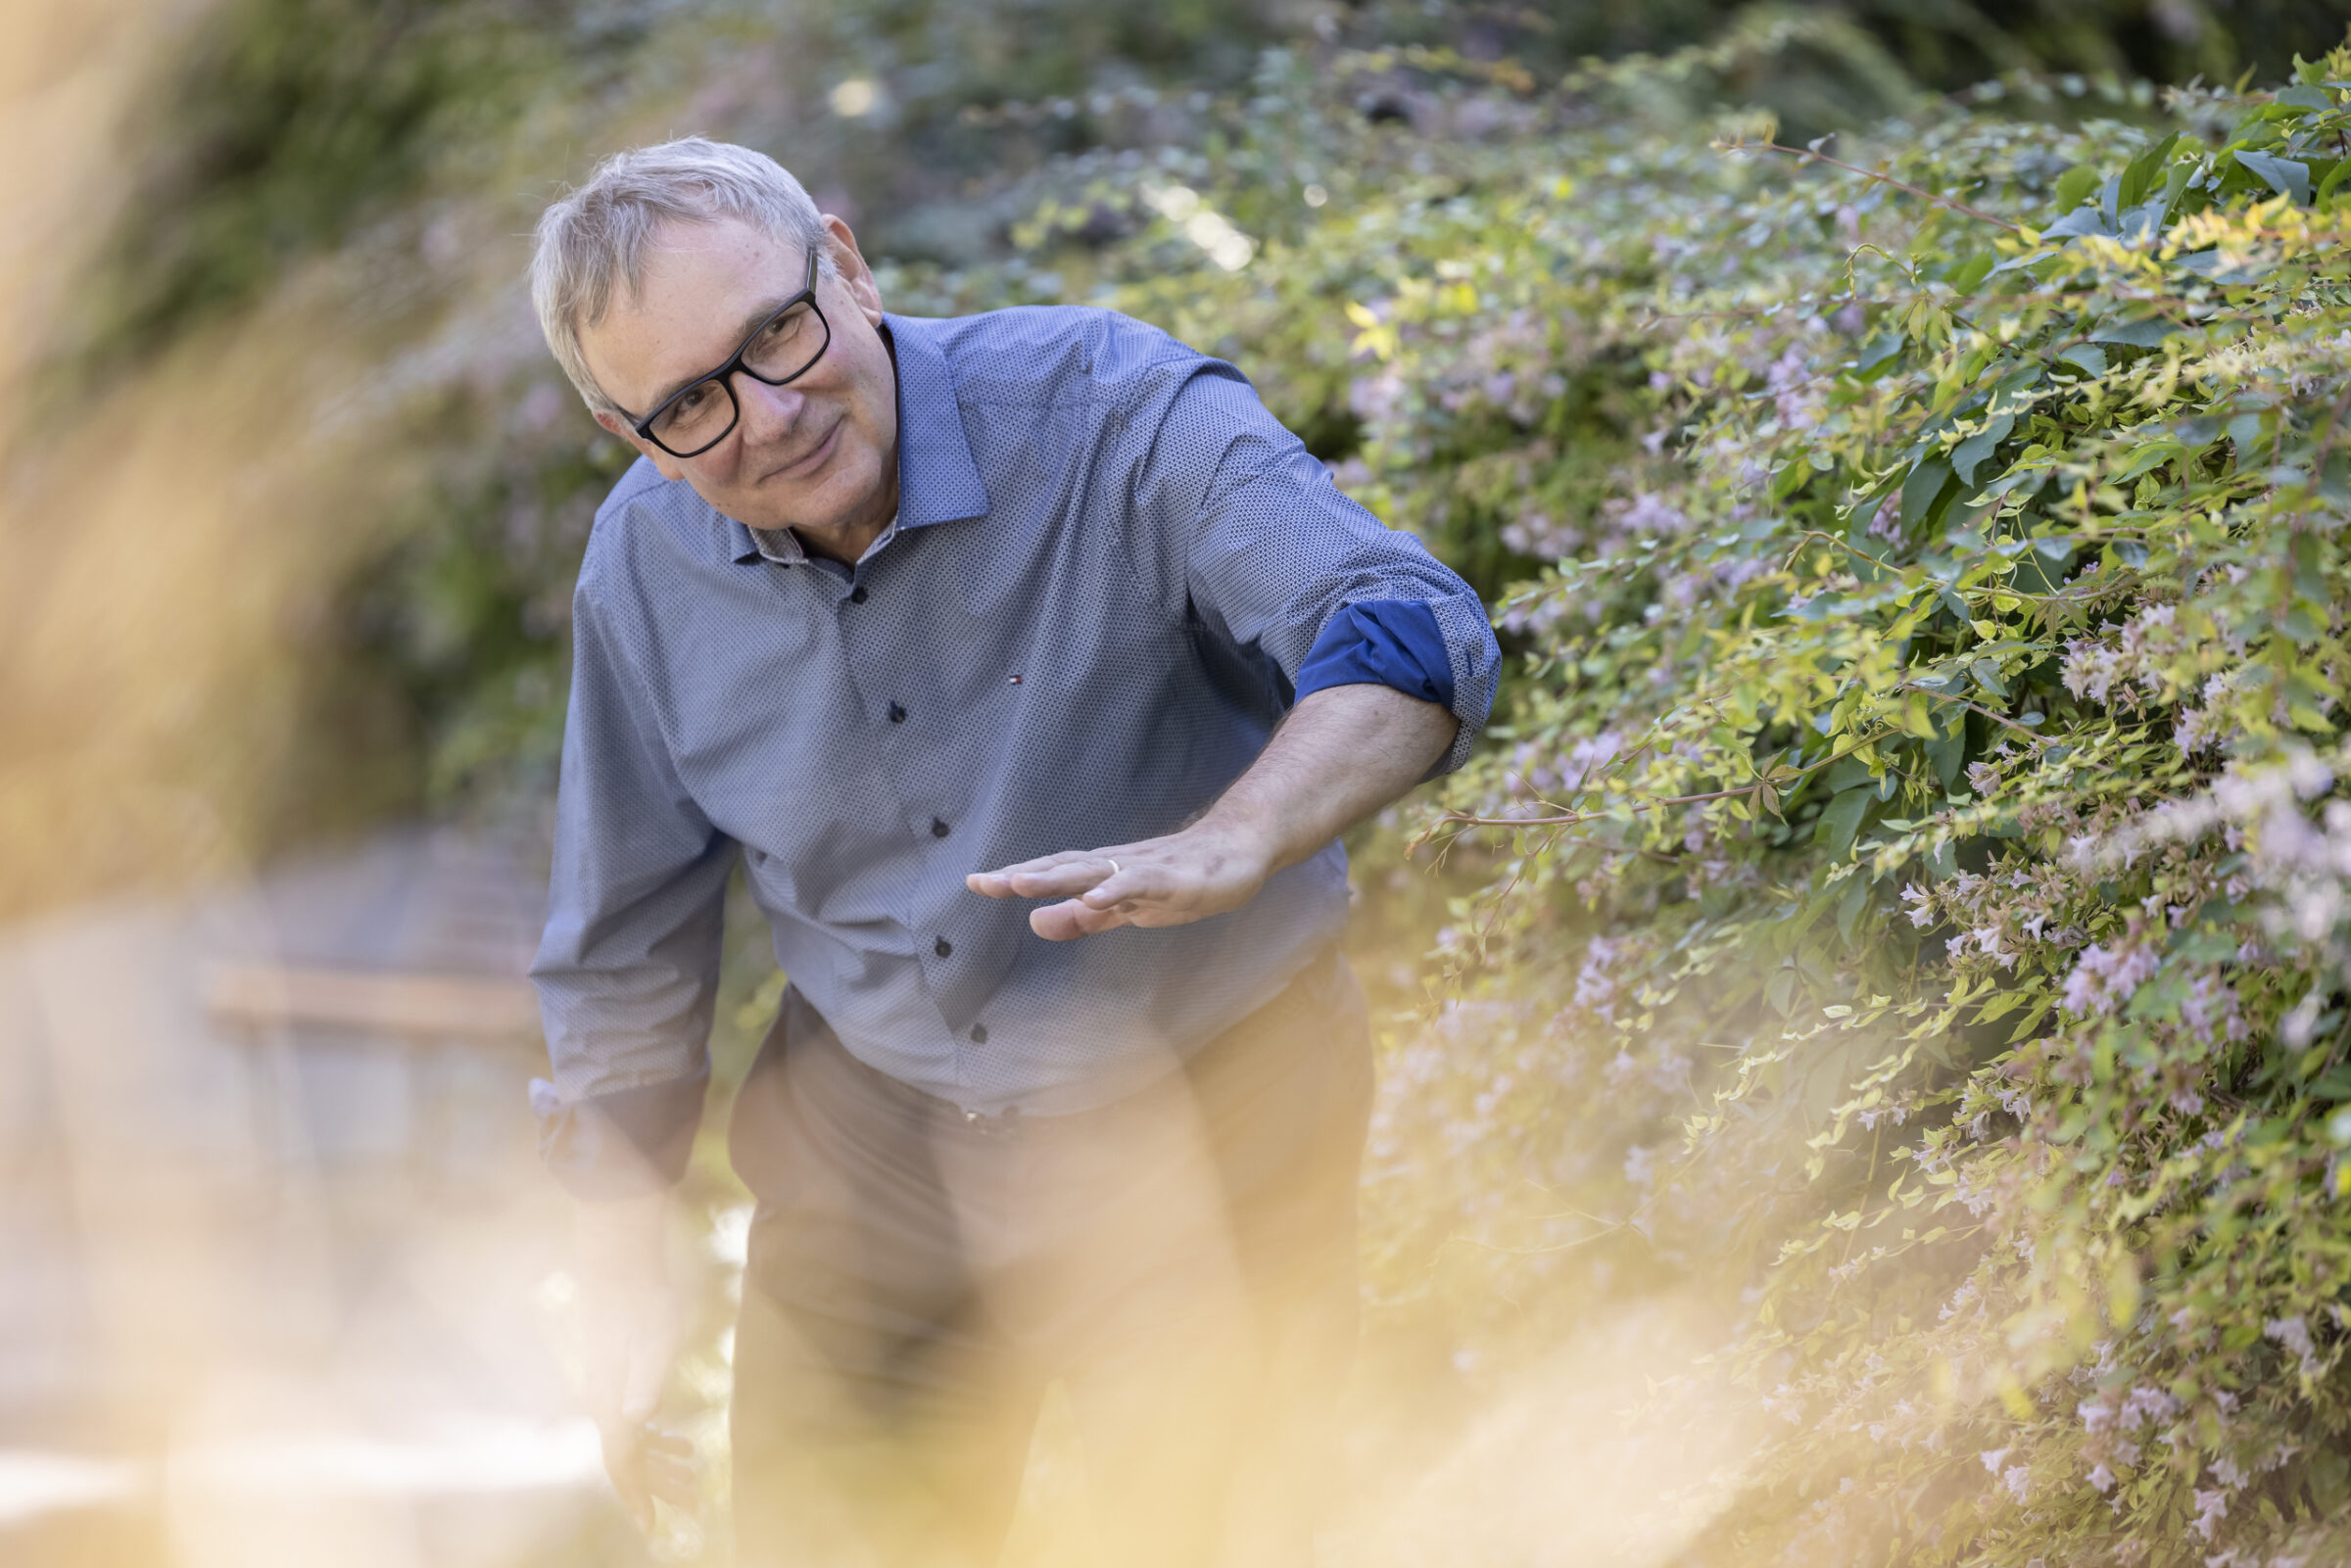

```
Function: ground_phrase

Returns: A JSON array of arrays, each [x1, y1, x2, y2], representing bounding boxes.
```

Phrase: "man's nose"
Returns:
[[733, 373, 806, 443]]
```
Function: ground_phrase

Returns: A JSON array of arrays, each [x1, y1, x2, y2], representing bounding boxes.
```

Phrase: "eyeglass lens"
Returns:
[[648, 300, 830, 454]]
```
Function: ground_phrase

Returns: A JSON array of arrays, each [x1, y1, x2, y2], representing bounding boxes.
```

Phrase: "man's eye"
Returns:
[[673, 385, 711, 414]]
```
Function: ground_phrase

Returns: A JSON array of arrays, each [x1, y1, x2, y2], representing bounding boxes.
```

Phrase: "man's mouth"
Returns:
[[766, 419, 840, 482]]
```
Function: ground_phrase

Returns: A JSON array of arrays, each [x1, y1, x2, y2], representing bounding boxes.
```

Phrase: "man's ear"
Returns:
[[820, 214, 886, 328], [594, 408, 686, 482]]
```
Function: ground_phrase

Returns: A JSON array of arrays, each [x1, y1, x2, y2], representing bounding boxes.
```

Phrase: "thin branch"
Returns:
[[1724, 139, 2025, 232], [1786, 528, 1896, 575], [1432, 736, 1874, 832], [1636, 282, 2224, 326], [1895, 683, 2054, 746], [1434, 783, 1763, 832]]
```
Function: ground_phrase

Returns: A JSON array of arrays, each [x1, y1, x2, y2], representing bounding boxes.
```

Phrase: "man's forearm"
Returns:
[[967, 682, 1459, 940], [1193, 683, 1459, 875]]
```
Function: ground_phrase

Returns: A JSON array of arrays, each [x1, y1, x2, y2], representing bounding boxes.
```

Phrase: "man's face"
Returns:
[[581, 215, 897, 539]]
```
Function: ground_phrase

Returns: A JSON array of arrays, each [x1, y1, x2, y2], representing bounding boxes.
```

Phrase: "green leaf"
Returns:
[[2089, 316, 2181, 349], [1900, 456, 1955, 532], [2321, 156, 2351, 209], [1950, 414, 2014, 486], [1853, 329, 1905, 379], [2041, 207, 2114, 240], [1836, 872, 1872, 944], [2057, 343, 2108, 377], [2118, 131, 2182, 209], [2235, 148, 2313, 205], [1825, 754, 1874, 793], [2052, 165, 2100, 213], [1817, 785, 1871, 861], [2311, 1450, 2350, 1513], [1944, 252, 1994, 295], [1926, 714, 1967, 788]]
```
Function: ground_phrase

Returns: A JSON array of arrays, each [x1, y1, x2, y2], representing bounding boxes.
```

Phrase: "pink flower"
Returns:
[[2191, 1487, 2229, 1541], [2062, 940, 2161, 1017]]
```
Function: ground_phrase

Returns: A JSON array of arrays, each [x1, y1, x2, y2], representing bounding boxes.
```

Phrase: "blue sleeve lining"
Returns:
[[1293, 598, 1457, 709]]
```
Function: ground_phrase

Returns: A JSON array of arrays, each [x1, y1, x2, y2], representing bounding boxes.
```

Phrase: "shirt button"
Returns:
[[888, 702, 906, 723], [935, 936, 952, 958], [970, 1024, 988, 1045], [848, 585, 867, 604], [931, 819, 950, 838]]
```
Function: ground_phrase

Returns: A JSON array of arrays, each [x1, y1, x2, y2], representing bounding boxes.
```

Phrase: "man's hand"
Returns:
[[968, 683, 1458, 941], [966, 819, 1276, 940], [575, 1192, 697, 1531]]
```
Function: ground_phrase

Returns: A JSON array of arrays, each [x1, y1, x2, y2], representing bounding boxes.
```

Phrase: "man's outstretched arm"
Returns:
[[967, 682, 1458, 940]]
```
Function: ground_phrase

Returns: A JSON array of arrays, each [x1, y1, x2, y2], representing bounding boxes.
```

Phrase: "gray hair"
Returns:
[[531, 136, 832, 416]]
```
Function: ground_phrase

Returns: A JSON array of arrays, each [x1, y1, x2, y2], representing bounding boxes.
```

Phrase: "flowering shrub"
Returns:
[[104, 5, 2351, 1555], [322, 28, 2351, 1556], [992, 32, 2351, 1566]]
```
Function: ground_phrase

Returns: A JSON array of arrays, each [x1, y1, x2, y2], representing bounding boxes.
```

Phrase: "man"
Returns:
[[525, 137, 1498, 1566]]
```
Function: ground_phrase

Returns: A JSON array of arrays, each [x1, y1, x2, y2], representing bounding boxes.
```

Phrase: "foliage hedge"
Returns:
[[381, 26, 2351, 1562], [915, 29, 2351, 1566], [74, 3, 2351, 1559], [1274, 49, 2351, 1568]]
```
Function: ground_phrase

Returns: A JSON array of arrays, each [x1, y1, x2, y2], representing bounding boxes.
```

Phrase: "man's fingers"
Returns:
[[1079, 863, 1163, 909], [600, 1419, 696, 1530], [1002, 859, 1119, 897], [645, 1440, 699, 1510], [600, 1424, 656, 1532], [969, 850, 1128, 900], [647, 1451, 700, 1511], [965, 850, 1088, 896], [1031, 896, 1136, 942], [641, 1428, 696, 1459]]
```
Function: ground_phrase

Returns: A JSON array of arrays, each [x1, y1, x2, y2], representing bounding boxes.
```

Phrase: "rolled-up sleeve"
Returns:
[[1129, 362, 1500, 775], [528, 577, 736, 1200]]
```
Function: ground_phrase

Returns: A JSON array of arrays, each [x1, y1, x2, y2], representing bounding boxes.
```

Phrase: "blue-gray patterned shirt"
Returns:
[[530, 306, 1498, 1197]]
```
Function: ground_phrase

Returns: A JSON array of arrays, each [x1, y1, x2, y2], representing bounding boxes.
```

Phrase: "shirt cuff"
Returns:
[[529, 1070, 709, 1201], [1294, 599, 1457, 709]]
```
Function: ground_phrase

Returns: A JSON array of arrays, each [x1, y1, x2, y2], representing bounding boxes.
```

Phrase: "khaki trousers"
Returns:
[[727, 948, 1372, 1568]]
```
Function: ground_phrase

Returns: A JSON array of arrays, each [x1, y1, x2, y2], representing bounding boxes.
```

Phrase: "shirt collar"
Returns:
[[724, 313, 989, 565], [745, 513, 898, 567]]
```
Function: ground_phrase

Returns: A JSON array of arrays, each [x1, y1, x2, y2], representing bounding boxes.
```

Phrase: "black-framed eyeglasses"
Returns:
[[626, 250, 831, 459]]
